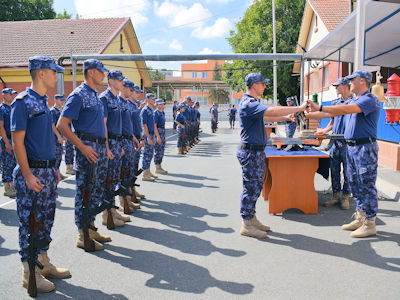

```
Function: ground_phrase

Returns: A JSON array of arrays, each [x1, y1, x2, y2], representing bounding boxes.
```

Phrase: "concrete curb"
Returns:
[[376, 177, 400, 201]]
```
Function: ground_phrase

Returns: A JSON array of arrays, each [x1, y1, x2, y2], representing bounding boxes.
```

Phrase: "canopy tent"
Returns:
[[304, 0, 400, 68]]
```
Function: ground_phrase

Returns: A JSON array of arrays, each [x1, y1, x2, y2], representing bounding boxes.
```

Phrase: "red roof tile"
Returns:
[[0, 18, 129, 67], [308, 0, 352, 32]]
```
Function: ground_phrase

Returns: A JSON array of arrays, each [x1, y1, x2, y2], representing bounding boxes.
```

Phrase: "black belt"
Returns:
[[157, 126, 165, 129], [121, 134, 132, 140], [148, 131, 154, 135], [6, 134, 11, 139], [28, 159, 56, 168], [240, 143, 265, 151], [76, 132, 106, 144], [108, 133, 123, 141], [346, 138, 376, 147]]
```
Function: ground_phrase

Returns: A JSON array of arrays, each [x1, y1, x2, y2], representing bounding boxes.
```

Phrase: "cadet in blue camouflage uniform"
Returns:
[[307, 70, 380, 238], [64, 136, 75, 175], [228, 104, 237, 129], [58, 59, 110, 250], [0, 88, 18, 197], [194, 101, 201, 142], [175, 103, 186, 155], [238, 73, 307, 239], [100, 69, 130, 226], [312, 78, 352, 209], [141, 93, 157, 181], [285, 97, 297, 138], [51, 94, 66, 180], [12, 56, 70, 293], [154, 98, 168, 174], [211, 103, 218, 133], [172, 100, 178, 133]]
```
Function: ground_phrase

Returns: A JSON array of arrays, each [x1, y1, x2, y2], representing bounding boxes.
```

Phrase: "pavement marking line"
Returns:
[[166, 133, 177, 140], [0, 199, 15, 208]]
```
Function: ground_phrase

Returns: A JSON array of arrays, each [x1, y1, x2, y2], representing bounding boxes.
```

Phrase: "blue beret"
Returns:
[[346, 70, 372, 82], [195, 101, 200, 106], [134, 85, 143, 93], [123, 78, 135, 91], [29, 55, 64, 72], [83, 59, 108, 73], [107, 69, 124, 81], [146, 93, 155, 99], [245, 72, 269, 87], [286, 97, 294, 103], [178, 103, 186, 109], [54, 94, 65, 100], [332, 77, 350, 86], [2, 88, 17, 94], [184, 96, 191, 101], [155, 98, 165, 105]]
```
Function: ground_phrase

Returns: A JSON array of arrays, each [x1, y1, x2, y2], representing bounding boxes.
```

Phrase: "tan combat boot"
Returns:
[[22, 262, 55, 293], [38, 252, 70, 279], [342, 211, 366, 231], [142, 169, 155, 182], [350, 216, 377, 238], [66, 164, 75, 175], [10, 182, 16, 193], [112, 208, 131, 222], [127, 198, 141, 210], [101, 210, 125, 227], [251, 214, 271, 231], [76, 230, 103, 251], [3, 182, 16, 197], [155, 164, 168, 174], [89, 227, 111, 243], [149, 169, 158, 179], [135, 188, 145, 200], [178, 147, 184, 155], [324, 192, 340, 207], [240, 217, 267, 239], [341, 194, 351, 210]]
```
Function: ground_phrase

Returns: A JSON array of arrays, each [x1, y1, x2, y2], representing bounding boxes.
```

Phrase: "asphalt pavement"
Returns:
[[0, 121, 399, 299]]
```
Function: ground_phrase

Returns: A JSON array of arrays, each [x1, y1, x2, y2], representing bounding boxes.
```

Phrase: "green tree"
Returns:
[[225, 0, 305, 105], [147, 67, 170, 99], [56, 9, 72, 19], [0, 0, 57, 21], [208, 62, 229, 104]]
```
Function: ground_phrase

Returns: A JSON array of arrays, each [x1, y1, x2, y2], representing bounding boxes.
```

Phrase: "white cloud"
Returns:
[[192, 18, 232, 39], [198, 48, 221, 54], [145, 38, 165, 45], [74, 0, 150, 26], [205, 0, 234, 3], [169, 39, 183, 50], [154, 1, 211, 28]]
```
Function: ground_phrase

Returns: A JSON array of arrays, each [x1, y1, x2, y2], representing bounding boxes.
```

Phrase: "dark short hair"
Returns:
[[30, 69, 39, 80]]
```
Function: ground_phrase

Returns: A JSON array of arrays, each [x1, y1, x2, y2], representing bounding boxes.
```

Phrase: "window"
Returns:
[[323, 66, 329, 88], [192, 72, 197, 79], [202, 72, 208, 79]]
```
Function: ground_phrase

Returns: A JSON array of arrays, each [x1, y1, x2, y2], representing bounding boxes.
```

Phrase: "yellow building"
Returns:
[[0, 17, 151, 103]]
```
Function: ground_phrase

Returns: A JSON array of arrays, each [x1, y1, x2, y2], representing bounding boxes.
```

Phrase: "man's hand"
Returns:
[[180, 124, 185, 129], [133, 139, 140, 150], [299, 101, 308, 111], [25, 173, 45, 193], [107, 148, 114, 160], [81, 144, 99, 163], [57, 136, 63, 145], [156, 136, 161, 145], [315, 128, 328, 136], [147, 136, 153, 145], [121, 147, 125, 157], [307, 100, 320, 112], [5, 141, 12, 154]]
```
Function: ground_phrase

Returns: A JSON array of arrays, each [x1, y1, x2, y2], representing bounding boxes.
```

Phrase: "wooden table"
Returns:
[[262, 146, 329, 214], [265, 125, 276, 137]]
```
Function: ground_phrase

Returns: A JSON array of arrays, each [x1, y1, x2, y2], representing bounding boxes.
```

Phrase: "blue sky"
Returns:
[[53, 0, 252, 74]]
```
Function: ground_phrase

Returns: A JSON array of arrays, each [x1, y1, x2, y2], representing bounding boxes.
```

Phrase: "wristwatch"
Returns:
[[319, 105, 323, 112]]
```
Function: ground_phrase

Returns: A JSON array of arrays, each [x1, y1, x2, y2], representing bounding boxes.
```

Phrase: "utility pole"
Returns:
[[354, 0, 366, 70], [272, 0, 277, 105]]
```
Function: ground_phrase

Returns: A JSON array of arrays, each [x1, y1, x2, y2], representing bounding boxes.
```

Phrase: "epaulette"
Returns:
[[11, 91, 28, 105]]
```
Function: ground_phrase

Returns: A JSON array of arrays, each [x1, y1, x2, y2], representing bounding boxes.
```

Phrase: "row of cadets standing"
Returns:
[[154, 98, 168, 174], [50, 94, 67, 180], [0, 88, 18, 197], [12, 56, 70, 294]]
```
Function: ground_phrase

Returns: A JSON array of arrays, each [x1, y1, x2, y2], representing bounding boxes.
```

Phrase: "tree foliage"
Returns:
[[146, 67, 173, 101], [225, 0, 305, 105], [208, 62, 229, 104], [0, 0, 57, 21], [56, 9, 72, 19]]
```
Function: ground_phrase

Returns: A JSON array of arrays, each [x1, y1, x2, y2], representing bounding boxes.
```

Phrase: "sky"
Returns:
[[52, 0, 253, 74]]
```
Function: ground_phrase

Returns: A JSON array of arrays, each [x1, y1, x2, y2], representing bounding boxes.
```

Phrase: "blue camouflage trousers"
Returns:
[[121, 138, 134, 180], [107, 139, 122, 196], [154, 128, 166, 165], [74, 140, 107, 228], [229, 116, 235, 127], [177, 126, 184, 148], [65, 141, 74, 165], [55, 139, 63, 171], [330, 141, 350, 194], [14, 166, 57, 262], [1, 139, 16, 183], [211, 120, 217, 131], [237, 148, 266, 220], [142, 134, 154, 170], [346, 142, 379, 218], [133, 135, 141, 172], [285, 122, 297, 138]]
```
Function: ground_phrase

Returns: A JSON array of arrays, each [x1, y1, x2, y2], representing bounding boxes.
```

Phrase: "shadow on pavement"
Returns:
[[39, 282, 128, 300], [267, 231, 400, 272], [99, 245, 254, 295], [155, 178, 219, 189], [165, 173, 218, 181], [133, 209, 233, 234], [0, 235, 17, 257], [0, 206, 18, 227], [121, 226, 245, 257]]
